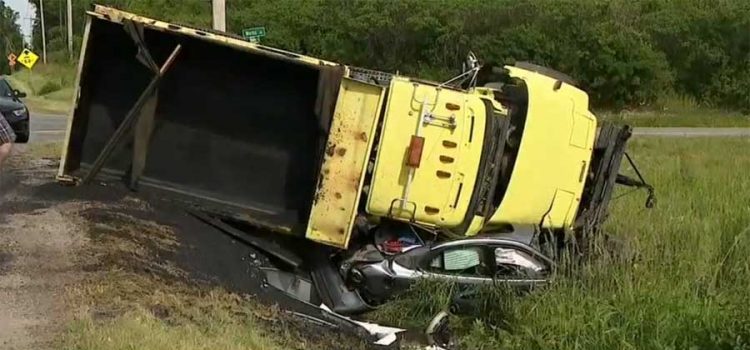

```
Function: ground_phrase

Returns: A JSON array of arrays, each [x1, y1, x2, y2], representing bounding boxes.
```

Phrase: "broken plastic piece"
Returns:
[[426, 310, 452, 349], [261, 268, 317, 304], [320, 304, 404, 346]]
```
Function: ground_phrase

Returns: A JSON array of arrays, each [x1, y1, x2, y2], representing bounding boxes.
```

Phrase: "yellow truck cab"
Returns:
[[307, 65, 600, 249], [59, 7, 653, 314], [358, 67, 597, 240]]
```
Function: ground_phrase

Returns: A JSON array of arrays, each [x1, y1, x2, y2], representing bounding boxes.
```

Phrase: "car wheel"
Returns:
[[15, 131, 29, 143]]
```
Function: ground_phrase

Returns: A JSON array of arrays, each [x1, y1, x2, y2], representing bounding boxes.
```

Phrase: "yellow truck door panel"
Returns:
[[545, 189, 576, 228], [570, 112, 595, 149], [306, 78, 385, 248], [490, 67, 596, 229], [366, 78, 486, 227]]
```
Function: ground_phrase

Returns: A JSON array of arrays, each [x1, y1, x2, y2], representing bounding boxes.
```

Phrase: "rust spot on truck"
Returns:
[[336, 148, 347, 157], [334, 192, 342, 199], [357, 132, 368, 142], [326, 144, 336, 157]]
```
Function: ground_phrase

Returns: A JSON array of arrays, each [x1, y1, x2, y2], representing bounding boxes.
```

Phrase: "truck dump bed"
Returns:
[[59, 6, 345, 234]]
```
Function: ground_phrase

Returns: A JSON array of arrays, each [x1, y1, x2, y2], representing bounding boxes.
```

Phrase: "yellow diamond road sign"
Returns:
[[17, 49, 39, 69]]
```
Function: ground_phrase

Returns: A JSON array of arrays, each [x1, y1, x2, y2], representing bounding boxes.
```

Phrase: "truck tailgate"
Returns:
[[306, 79, 385, 248]]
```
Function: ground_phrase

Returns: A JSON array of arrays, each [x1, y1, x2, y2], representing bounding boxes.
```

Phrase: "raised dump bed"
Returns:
[[60, 6, 344, 233]]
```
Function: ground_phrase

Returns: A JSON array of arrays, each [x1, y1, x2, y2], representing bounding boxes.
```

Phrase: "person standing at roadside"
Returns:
[[0, 112, 15, 169]]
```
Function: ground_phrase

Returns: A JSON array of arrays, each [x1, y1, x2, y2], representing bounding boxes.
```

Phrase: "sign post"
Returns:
[[6, 53, 16, 74], [242, 27, 266, 43]]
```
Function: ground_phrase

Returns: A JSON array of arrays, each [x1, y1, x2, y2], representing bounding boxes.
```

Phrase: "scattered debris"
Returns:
[[426, 311, 452, 349]]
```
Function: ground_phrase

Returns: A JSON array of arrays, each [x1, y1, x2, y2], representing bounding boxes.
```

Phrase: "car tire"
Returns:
[[514, 62, 577, 86], [15, 131, 29, 143], [16, 132, 29, 143], [11, 120, 29, 143]]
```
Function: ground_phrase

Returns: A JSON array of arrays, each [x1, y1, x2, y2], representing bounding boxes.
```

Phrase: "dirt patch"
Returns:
[[0, 204, 88, 349], [0, 148, 372, 349]]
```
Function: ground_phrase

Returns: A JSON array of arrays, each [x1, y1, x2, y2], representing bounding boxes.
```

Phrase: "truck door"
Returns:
[[366, 78, 487, 228]]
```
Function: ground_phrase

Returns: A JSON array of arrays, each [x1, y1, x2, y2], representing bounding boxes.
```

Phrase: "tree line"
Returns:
[[27, 0, 750, 111], [0, 1, 24, 75]]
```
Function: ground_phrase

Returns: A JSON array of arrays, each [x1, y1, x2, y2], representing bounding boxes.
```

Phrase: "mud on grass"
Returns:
[[2, 150, 368, 350], [61, 191, 370, 350]]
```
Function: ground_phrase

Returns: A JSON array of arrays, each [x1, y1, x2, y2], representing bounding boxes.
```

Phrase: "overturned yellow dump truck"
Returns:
[[58, 6, 653, 313]]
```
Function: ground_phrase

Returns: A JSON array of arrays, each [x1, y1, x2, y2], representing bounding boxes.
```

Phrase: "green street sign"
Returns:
[[242, 27, 266, 41]]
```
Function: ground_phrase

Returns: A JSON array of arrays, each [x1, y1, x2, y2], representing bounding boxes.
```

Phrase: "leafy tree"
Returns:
[[22, 0, 750, 110], [0, 1, 24, 75]]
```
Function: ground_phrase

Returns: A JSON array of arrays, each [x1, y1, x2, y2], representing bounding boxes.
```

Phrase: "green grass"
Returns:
[[60, 205, 367, 350], [599, 95, 750, 127], [6, 63, 76, 115], [64, 287, 287, 350], [19, 141, 64, 159], [372, 137, 750, 349], [60, 209, 293, 350]]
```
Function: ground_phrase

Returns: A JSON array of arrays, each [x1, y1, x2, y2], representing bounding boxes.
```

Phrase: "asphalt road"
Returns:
[[30, 113, 68, 143], [27, 114, 750, 143]]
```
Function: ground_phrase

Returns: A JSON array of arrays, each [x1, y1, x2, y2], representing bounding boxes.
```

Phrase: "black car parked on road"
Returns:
[[0, 76, 30, 143]]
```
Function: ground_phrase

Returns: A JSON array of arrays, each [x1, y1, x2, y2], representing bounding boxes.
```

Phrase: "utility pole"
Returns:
[[212, 0, 225, 32], [66, 0, 73, 59], [40, 0, 47, 64]]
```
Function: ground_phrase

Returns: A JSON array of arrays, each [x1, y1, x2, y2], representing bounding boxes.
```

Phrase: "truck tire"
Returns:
[[514, 62, 577, 86]]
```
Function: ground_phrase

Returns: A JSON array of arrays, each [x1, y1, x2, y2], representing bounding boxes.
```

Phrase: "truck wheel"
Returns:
[[514, 62, 577, 86]]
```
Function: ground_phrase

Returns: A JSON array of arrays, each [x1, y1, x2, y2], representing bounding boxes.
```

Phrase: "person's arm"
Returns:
[[0, 114, 16, 169]]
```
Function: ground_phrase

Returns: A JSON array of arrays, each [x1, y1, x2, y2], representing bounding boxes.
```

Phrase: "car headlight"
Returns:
[[11, 108, 26, 117]]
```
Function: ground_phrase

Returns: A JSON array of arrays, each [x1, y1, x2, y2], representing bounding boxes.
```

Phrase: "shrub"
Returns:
[[36, 80, 62, 96]]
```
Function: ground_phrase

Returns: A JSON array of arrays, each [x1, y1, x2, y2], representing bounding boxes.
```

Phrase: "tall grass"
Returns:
[[373, 137, 750, 349], [599, 95, 750, 127], [6, 63, 76, 114]]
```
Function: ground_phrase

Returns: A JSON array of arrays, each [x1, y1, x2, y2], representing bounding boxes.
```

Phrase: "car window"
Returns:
[[494, 247, 545, 278], [0, 80, 13, 98], [427, 246, 492, 277]]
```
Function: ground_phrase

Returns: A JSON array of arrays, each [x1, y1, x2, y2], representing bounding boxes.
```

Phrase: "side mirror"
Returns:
[[14, 90, 26, 98]]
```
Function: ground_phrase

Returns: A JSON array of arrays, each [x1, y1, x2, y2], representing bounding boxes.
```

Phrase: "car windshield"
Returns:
[[0, 79, 14, 98]]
